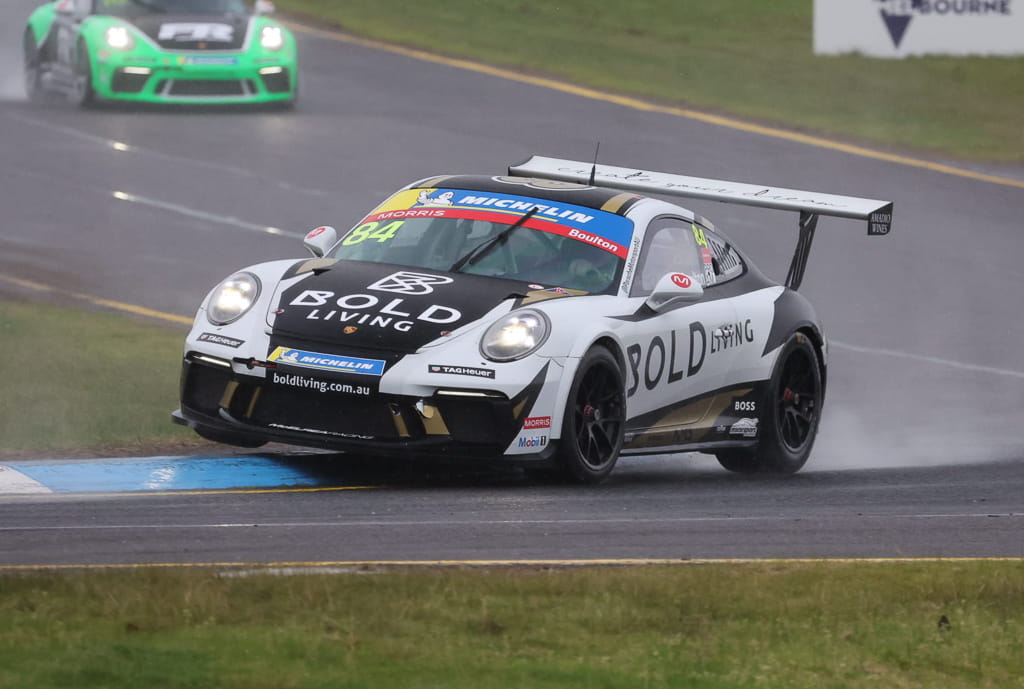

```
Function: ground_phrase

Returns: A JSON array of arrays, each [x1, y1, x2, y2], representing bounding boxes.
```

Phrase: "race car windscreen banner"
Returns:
[[362, 188, 635, 258]]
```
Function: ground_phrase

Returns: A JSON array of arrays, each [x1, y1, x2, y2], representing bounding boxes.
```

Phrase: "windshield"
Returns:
[[95, 0, 249, 16], [331, 188, 635, 294]]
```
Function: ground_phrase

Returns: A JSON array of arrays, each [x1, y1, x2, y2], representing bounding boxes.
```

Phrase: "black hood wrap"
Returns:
[[129, 15, 250, 51], [270, 261, 539, 354]]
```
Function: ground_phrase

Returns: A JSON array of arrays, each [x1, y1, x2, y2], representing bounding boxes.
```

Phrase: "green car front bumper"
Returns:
[[90, 49, 296, 105]]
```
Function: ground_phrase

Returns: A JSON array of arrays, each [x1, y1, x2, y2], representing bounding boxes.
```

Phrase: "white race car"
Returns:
[[173, 156, 892, 483]]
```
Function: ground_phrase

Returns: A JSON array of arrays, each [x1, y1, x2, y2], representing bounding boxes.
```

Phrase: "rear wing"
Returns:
[[508, 155, 893, 290]]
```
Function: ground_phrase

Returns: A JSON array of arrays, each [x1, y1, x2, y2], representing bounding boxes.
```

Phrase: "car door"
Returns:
[[620, 216, 740, 433]]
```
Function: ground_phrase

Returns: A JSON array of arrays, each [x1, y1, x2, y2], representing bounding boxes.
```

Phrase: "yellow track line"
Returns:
[[0, 556, 1021, 571], [289, 23, 1024, 191], [0, 273, 191, 326], [29, 485, 378, 498]]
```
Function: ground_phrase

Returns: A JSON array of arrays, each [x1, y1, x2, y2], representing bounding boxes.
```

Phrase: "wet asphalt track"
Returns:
[[0, 1, 1022, 566]]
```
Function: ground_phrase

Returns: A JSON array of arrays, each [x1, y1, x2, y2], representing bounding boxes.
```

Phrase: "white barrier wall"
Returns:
[[814, 0, 1024, 57]]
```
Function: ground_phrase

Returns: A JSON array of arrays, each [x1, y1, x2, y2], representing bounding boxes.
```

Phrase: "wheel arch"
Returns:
[[26, 5, 58, 46], [795, 324, 827, 405], [546, 329, 629, 440]]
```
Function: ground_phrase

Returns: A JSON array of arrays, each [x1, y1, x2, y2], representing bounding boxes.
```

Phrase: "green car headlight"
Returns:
[[104, 25, 134, 50], [207, 272, 261, 326], [480, 309, 550, 362], [260, 26, 284, 50]]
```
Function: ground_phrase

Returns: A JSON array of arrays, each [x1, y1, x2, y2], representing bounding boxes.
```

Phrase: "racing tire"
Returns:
[[69, 40, 95, 108], [23, 30, 45, 103], [715, 332, 822, 474], [554, 346, 625, 484], [193, 425, 268, 449]]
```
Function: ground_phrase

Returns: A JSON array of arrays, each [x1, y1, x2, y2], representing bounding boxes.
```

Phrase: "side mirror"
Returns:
[[645, 272, 704, 312], [303, 225, 337, 257], [254, 0, 276, 15]]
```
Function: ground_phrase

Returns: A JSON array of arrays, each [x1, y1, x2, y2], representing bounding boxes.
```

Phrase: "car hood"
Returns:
[[128, 14, 251, 51], [268, 260, 548, 353]]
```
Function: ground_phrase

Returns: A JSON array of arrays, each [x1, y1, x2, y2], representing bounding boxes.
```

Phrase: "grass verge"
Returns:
[[275, 0, 1024, 164], [1, 562, 1022, 689], [0, 300, 199, 456]]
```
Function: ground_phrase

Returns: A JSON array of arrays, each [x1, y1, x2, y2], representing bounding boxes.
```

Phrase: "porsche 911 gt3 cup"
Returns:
[[173, 156, 893, 483], [23, 0, 297, 107]]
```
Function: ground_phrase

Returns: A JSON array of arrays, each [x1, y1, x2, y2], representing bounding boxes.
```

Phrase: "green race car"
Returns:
[[23, 0, 298, 107]]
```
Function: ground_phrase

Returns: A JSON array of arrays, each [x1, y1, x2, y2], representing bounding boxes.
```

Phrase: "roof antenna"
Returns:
[[588, 142, 601, 186]]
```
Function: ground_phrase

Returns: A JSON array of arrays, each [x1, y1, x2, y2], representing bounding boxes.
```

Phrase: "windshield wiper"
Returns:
[[449, 207, 538, 273]]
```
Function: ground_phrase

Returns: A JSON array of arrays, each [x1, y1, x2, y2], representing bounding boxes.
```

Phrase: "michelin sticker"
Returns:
[[268, 347, 386, 376]]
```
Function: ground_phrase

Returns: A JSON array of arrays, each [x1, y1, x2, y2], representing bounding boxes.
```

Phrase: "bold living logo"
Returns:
[[367, 271, 454, 296], [670, 273, 692, 289]]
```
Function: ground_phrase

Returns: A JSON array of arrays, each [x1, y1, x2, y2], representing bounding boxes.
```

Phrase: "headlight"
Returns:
[[260, 25, 284, 50], [206, 272, 261, 326], [480, 309, 550, 362], [104, 26, 134, 50]]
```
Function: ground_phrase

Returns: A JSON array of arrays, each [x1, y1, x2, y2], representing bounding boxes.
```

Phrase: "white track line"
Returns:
[[832, 340, 1024, 380]]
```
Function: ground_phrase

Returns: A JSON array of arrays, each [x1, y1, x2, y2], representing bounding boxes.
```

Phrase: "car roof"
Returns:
[[406, 174, 650, 217]]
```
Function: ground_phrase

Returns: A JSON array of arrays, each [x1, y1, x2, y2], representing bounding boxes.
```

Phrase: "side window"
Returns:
[[630, 217, 702, 297], [704, 229, 745, 285]]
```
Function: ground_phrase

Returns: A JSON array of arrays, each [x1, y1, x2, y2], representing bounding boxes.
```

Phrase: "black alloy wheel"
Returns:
[[556, 347, 625, 484], [775, 340, 820, 455], [716, 332, 822, 474]]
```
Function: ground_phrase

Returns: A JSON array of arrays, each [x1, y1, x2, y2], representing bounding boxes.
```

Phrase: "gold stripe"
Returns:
[[391, 407, 411, 438], [600, 192, 638, 214], [624, 389, 751, 449], [218, 380, 239, 409], [418, 404, 450, 435], [244, 387, 262, 420], [417, 175, 456, 188], [291, 258, 338, 276], [286, 22, 1024, 192]]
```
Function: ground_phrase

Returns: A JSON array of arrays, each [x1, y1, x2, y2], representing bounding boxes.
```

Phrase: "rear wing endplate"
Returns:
[[508, 156, 893, 290]]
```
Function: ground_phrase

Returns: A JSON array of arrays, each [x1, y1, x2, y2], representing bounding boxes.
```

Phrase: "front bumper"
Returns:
[[175, 353, 556, 462], [93, 54, 296, 104]]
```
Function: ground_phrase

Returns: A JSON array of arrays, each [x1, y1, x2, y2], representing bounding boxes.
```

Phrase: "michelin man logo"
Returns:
[[417, 190, 455, 207]]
